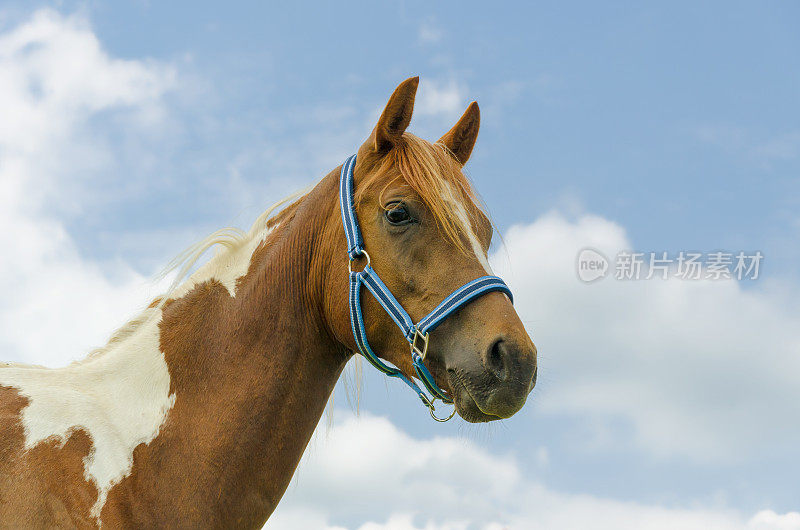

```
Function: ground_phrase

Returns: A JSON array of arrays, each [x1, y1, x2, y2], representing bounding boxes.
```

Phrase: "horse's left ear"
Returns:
[[438, 101, 480, 166], [370, 76, 419, 153]]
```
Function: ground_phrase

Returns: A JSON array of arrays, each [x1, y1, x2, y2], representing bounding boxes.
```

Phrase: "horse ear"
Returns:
[[438, 101, 480, 166], [371, 76, 419, 153]]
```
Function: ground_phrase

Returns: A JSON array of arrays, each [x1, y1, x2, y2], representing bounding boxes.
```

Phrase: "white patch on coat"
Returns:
[[169, 223, 278, 299], [0, 308, 174, 521], [162, 190, 305, 301], [442, 182, 493, 274]]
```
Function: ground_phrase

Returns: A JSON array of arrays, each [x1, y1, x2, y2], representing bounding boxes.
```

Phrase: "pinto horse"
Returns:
[[0, 77, 537, 528]]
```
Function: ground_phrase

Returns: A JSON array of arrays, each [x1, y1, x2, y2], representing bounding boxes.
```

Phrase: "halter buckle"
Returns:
[[411, 329, 430, 360]]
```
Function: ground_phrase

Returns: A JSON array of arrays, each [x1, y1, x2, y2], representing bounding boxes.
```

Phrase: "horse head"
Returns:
[[324, 77, 537, 422]]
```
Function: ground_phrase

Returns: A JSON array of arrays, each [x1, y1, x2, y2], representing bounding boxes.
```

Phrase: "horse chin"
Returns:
[[449, 374, 503, 423], [455, 402, 501, 423]]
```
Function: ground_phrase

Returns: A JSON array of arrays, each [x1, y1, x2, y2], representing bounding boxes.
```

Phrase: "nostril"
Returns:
[[485, 338, 508, 381]]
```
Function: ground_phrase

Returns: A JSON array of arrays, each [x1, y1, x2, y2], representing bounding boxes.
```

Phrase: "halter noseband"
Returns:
[[339, 154, 513, 422]]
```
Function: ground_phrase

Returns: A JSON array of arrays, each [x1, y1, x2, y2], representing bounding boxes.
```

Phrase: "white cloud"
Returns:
[[270, 414, 799, 530], [696, 125, 800, 162], [754, 132, 800, 161], [749, 511, 800, 530], [0, 9, 176, 366], [695, 124, 747, 152], [491, 212, 800, 461], [415, 79, 467, 121], [418, 20, 443, 45]]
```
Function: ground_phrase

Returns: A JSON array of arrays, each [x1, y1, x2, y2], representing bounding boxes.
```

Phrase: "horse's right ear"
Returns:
[[369, 76, 419, 153]]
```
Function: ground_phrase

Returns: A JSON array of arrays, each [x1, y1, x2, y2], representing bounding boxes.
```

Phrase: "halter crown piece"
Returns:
[[339, 154, 514, 422]]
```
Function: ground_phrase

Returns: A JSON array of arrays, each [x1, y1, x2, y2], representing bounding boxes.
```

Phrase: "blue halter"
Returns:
[[339, 154, 514, 422]]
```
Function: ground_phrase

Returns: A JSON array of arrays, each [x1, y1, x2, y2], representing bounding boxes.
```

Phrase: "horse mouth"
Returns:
[[447, 370, 503, 423]]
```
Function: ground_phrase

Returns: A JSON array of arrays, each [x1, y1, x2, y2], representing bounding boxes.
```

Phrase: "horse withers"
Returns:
[[0, 77, 537, 528]]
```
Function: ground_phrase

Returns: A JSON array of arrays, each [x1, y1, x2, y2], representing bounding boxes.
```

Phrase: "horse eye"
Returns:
[[385, 203, 412, 225]]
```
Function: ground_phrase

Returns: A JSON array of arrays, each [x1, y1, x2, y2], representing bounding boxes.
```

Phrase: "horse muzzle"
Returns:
[[447, 336, 537, 422]]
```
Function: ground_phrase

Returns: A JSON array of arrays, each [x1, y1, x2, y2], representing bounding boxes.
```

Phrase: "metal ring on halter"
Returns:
[[348, 250, 371, 274], [428, 397, 457, 422]]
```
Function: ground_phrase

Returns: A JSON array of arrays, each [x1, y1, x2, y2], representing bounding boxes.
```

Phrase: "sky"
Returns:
[[0, 2, 798, 529]]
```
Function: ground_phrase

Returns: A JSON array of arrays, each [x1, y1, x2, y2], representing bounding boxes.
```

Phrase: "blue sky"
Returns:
[[1, 2, 798, 529], [73, 1, 800, 266]]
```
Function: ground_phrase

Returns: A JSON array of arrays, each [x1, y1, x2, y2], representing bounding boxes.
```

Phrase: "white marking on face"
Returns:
[[0, 308, 175, 522], [443, 182, 493, 274]]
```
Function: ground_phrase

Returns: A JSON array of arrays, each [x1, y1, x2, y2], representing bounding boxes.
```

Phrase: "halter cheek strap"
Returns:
[[339, 154, 513, 421]]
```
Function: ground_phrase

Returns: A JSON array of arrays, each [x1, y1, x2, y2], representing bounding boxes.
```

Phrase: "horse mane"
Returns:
[[73, 189, 310, 366], [154, 189, 309, 305], [356, 132, 485, 255]]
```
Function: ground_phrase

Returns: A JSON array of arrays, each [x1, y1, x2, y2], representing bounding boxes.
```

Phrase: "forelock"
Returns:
[[357, 133, 486, 254]]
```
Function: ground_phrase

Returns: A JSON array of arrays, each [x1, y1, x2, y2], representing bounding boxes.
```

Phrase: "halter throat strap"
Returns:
[[339, 154, 513, 420]]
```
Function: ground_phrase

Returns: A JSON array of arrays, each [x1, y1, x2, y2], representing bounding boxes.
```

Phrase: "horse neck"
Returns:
[[113, 170, 351, 525]]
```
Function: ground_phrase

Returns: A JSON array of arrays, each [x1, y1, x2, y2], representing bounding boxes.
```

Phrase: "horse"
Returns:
[[0, 76, 537, 528]]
